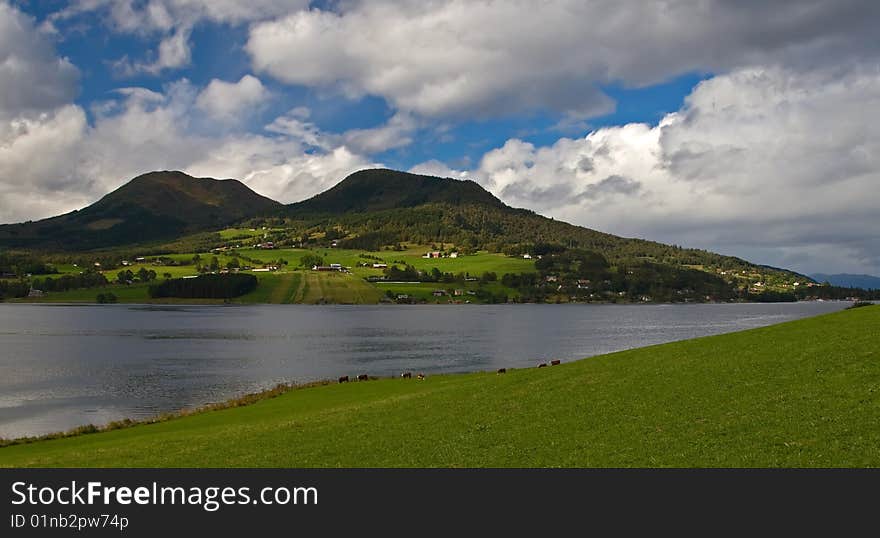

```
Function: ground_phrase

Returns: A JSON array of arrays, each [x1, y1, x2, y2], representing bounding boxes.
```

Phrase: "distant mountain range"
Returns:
[[811, 273, 880, 290], [0, 168, 807, 283]]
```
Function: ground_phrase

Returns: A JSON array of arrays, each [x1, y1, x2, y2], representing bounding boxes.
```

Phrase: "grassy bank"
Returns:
[[1, 305, 877, 467]]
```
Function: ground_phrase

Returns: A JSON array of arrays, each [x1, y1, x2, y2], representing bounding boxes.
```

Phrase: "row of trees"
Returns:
[[31, 270, 109, 293], [148, 274, 258, 299], [379, 264, 498, 284]]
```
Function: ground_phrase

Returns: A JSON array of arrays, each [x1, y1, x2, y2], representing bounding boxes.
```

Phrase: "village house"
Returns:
[[312, 264, 346, 272], [372, 263, 388, 268], [432, 290, 447, 297], [523, 254, 532, 259], [28, 288, 45, 298], [448, 252, 459, 258], [454, 289, 464, 296]]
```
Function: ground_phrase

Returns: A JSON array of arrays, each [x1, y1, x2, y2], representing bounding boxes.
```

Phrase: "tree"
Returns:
[[96, 292, 118, 304], [117, 270, 134, 284], [209, 256, 220, 271], [300, 254, 324, 268]]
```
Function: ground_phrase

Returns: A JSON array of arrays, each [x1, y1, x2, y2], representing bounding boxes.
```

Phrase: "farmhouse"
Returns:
[[28, 288, 45, 297], [372, 263, 388, 268]]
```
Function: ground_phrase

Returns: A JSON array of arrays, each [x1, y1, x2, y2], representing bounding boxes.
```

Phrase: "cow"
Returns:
[[401, 372, 412, 379], [550, 359, 561, 366], [497, 368, 507, 374], [417, 373, 426, 380], [338, 375, 349, 383], [357, 374, 369, 381], [537, 363, 547, 368]]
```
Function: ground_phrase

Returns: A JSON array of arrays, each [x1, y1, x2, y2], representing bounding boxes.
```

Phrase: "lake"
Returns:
[[0, 301, 847, 439]]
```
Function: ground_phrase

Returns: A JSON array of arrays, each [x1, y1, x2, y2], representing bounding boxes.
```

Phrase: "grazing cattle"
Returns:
[[338, 375, 349, 383], [537, 363, 547, 368], [357, 374, 369, 381], [550, 359, 561, 366], [416, 373, 426, 380], [401, 372, 412, 379], [497, 368, 507, 374]]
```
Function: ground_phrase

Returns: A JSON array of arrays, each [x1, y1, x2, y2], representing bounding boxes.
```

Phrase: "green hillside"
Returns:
[[0, 171, 281, 250], [290, 168, 504, 213], [2, 305, 877, 467], [1, 168, 828, 303]]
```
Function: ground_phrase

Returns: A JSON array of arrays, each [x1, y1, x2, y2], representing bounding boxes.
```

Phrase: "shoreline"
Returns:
[[1, 298, 856, 307], [1, 305, 875, 467], [0, 302, 857, 446]]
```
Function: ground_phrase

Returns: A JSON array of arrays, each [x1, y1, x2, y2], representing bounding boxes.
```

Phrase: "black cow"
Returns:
[[550, 359, 561, 366], [497, 368, 507, 374], [338, 375, 349, 383], [357, 374, 369, 381], [401, 372, 412, 379]]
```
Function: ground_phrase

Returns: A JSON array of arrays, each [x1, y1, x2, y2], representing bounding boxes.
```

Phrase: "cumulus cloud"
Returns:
[[0, 77, 383, 224], [416, 66, 880, 274], [54, 0, 309, 75], [196, 75, 270, 123], [247, 0, 880, 119], [0, 2, 78, 118]]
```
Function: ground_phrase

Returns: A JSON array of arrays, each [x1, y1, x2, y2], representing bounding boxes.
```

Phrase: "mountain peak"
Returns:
[[289, 168, 505, 214], [0, 170, 281, 250]]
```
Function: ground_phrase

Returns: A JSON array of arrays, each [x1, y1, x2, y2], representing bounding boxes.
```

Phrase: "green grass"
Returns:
[[2, 305, 878, 468], [13, 247, 532, 304]]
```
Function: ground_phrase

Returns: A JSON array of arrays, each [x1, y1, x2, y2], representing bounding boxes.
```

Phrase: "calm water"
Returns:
[[0, 301, 847, 439]]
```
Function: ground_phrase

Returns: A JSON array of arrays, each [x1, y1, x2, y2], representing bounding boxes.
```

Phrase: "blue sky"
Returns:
[[22, 0, 707, 172], [2, 1, 879, 275]]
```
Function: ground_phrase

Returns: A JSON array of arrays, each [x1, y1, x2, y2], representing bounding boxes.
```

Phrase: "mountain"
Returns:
[[283, 169, 805, 281], [289, 168, 505, 214], [811, 273, 880, 290], [0, 168, 808, 288], [0, 171, 282, 250]]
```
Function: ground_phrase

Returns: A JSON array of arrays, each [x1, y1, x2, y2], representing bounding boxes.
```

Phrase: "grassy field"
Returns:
[[12, 247, 533, 304], [1, 305, 877, 468]]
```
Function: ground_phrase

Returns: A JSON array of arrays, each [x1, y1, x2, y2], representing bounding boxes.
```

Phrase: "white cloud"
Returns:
[[0, 2, 78, 118], [247, 0, 880, 119], [0, 76, 377, 223], [420, 66, 880, 274], [341, 113, 418, 154], [196, 75, 270, 123], [53, 0, 310, 76]]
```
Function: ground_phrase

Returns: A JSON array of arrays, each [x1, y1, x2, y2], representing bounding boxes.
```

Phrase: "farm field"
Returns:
[[12, 248, 534, 304]]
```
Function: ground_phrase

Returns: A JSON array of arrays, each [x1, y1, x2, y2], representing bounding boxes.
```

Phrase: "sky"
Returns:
[[1, 1, 878, 276]]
